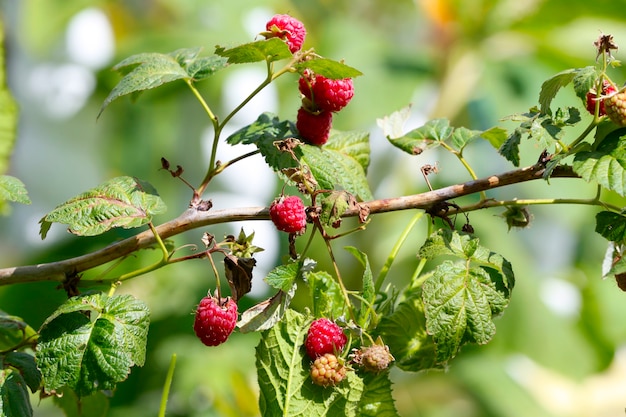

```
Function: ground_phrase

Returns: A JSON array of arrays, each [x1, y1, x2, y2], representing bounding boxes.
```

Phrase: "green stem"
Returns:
[[375, 211, 424, 293], [158, 353, 177, 417], [457, 195, 620, 213], [321, 234, 356, 322], [440, 142, 486, 200]]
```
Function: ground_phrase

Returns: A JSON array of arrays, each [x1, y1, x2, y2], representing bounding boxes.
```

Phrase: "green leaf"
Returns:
[[296, 58, 363, 79], [53, 387, 110, 417], [480, 126, 509, 149], [40, 176, 166, 238], [573, 128, 626, 196], [308, 271, 347, 319], [319, 191, 354, 227], [301, 145, 373, 201], [344, 247, 376, 328], [358, 372, 400, 417], [0, 368, 33, 417], [3, 352, 41, 393], [0, 175, 30, 209], [539, 68, 578, 114], [185, 54, 229, 81], [386, 118, 453, 155], [449, 126, 481, 152], [422, 261, 509, 363], [225, 112, 299, 171], [238, 286, 296, 333], [256, 309, 364, 417], [376, 290, 439, 371], [99, 52, 190, 117], [216, 38, 292, 64], [36, 293, 150, 397], [596, 211, 626, 243], [265, 262, 302, 292], [0, 311, 37, 352], [498, 128, 522, 166], [0, 20, 17, 177], [324, 130, 370, 173], [572, 66, 599, 101]]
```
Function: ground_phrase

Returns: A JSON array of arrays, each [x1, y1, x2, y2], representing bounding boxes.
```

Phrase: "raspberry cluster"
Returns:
[[604, 88, 626, 126], [269, 195, 307, 234], [304, 318, 348, 359], [193, 295, 238, 347]]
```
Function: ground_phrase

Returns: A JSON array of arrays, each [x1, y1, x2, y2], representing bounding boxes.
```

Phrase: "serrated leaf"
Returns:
[[376, 290, 439, 371], [423, 261, 509, 363], [301, 145, 373, 201], [325, 130, 370, 173], [539, 68, 578, 114], [573, 128, 626, 196], [319, 191, 354, 227], [296, 58, 363, 79], [40, 176, 166, 238], [481, 126, 509, 149], [358, 372, 400, 417], [449, 127, 481, 152], [308, 271, 347, 319], [216, 38, 291, 64], [498, 128, 522, 166], [572, 66, 599, 101], [386, 118, 453, 155], [344, 247, 376, 328], [0, 311, 37, 352], [0, 175, 30, 207], [0, 368, 33, 417], [225, 112, 299, 171], [36, 293, 150, 397], [596, 211, 626, 243], [185, 55, 229, 80], [3, 352, 41, 393], [256, 309, 364, 417], [100, 53, 189, 117], [265, 262, 302, 292], [238, 286, 295, 333]]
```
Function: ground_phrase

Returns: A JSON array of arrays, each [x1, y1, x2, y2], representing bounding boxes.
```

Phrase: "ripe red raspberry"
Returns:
[[269, 195, 307, 234], [299, 71, 354, 112], [264, 14, 306, 54], [305, 318, 347, 359], [604, 88, 626, 126], [193, 295, 238, 346], [310, 353, 347, 387], [296, 107, 333, 146], [586, 80, 617, 116]]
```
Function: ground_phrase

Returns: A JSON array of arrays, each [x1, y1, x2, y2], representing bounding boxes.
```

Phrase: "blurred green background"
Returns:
[[3, 0, 626, 416]]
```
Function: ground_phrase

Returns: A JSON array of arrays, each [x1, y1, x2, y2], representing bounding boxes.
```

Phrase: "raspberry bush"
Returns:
[[2, 7, 626, 417]]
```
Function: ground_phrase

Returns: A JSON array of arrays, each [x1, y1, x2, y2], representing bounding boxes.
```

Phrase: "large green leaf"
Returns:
[[40, 176, 166, 238], [538, 68, 578, 114], [308, 271, 347, 319], [3, 352, 41, 393], [422, 261, 509, 363], [256, 309, 363, 417], [301, 145, 373, 201], [324, 131, 370, 173], [573, 128, 626, 196], [36, 293, 150, 397], [358, 372, 399, 417]]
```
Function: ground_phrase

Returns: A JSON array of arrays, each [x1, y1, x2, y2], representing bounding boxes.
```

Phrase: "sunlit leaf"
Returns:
[[36, 293, 150, 397], [573, 128, 626, 196], [295, 58, 363, 79], [572, 66, 600, 101], [238, 286, 295, 333], [481, 126, 509, 149], [344, 247, 376, 328], [216, 38, 291, 64], [40, 176, 166, 238], [0, 175, 30, 209], [308, 271, 346, 319], [386, 118, 453, 155], [539, 68, 578, 114], [325, 130, 370, 173], [358, 372, 400, 417]]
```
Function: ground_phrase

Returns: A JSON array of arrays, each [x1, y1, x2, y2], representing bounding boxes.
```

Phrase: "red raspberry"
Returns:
[[299, 72, 354, 112], [296, 107, 333, 146], [193, 295, 238, 346], [305, 318, 347, 359], [269, 195, 307, 234], [604, 88, 626, 126], [586, 80, 617, 116], [265, 14, 306, 54], [310, 353, 347, 387]]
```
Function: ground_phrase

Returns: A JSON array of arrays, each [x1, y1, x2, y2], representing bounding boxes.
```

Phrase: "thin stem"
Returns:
[[206, 252, 222, 298], [375, 211, 424, 293], [439, 142, 486, 200], [158, 353, 177, 417], [452, 195, 621, 214], [320, 231, 356, 322]]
